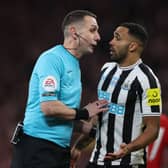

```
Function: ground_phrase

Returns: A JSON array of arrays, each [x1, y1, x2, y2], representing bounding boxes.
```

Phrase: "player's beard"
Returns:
[[110, 46, 128, 64]]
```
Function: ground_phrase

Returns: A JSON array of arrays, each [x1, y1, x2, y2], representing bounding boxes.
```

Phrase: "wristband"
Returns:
[[74, 108, 89, 120]]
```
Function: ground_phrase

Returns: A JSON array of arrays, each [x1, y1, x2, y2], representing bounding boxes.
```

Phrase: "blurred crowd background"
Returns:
[[1, 0, 168, 167]]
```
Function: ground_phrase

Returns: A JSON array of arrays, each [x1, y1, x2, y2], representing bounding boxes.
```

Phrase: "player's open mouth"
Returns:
[[110, 47, 115, 54]]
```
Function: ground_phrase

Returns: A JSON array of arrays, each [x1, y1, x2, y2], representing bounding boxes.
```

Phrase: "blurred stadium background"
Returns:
[[1, 0, 168, 167]]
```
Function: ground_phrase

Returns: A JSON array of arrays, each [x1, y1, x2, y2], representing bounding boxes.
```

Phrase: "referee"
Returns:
[[72, 22, 162, 168], [10, 10, 108, 168]]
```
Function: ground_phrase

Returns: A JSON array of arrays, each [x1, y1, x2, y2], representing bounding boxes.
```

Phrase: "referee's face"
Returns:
[[109, 26, 131, 64], [75, 16, 101, 57]]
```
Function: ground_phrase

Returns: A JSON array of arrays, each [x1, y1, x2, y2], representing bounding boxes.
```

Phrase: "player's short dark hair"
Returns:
[[119, 22, 148, 47], [62, 10, 97, 32]]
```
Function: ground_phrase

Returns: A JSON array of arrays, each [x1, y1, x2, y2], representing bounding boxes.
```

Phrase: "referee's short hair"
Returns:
[[62, 10, 97, 34], [119, 22, 148, 48]]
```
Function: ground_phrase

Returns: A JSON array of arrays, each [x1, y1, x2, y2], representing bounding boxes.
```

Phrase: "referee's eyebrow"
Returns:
[[90, 24, 99, 30]]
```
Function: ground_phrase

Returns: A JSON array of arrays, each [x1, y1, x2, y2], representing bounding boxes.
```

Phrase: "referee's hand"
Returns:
[[84, 100, 109, 118]]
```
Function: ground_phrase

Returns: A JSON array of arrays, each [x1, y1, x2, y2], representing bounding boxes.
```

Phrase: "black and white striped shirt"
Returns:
[[90, 59, 162, 166]]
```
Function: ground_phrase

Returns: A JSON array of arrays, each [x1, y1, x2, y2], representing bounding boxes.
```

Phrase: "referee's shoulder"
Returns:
[[37, 45, 62, 63]]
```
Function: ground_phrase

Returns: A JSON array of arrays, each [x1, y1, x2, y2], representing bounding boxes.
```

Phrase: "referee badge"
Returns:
[[42, 76, 57, 92]]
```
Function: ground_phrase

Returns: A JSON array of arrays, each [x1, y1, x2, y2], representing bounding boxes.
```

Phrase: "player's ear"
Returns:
[[129, 41, 138, 52]]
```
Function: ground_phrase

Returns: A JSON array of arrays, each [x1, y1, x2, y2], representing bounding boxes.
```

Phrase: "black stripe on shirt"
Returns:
[[93, 113, 103, 164], [106, 70, 131, 155], [121, 78, 139, 164], [102, 65, 117, 91]]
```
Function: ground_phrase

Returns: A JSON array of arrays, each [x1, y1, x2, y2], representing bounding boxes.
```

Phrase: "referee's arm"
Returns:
[[41, 100, 108, 120]]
